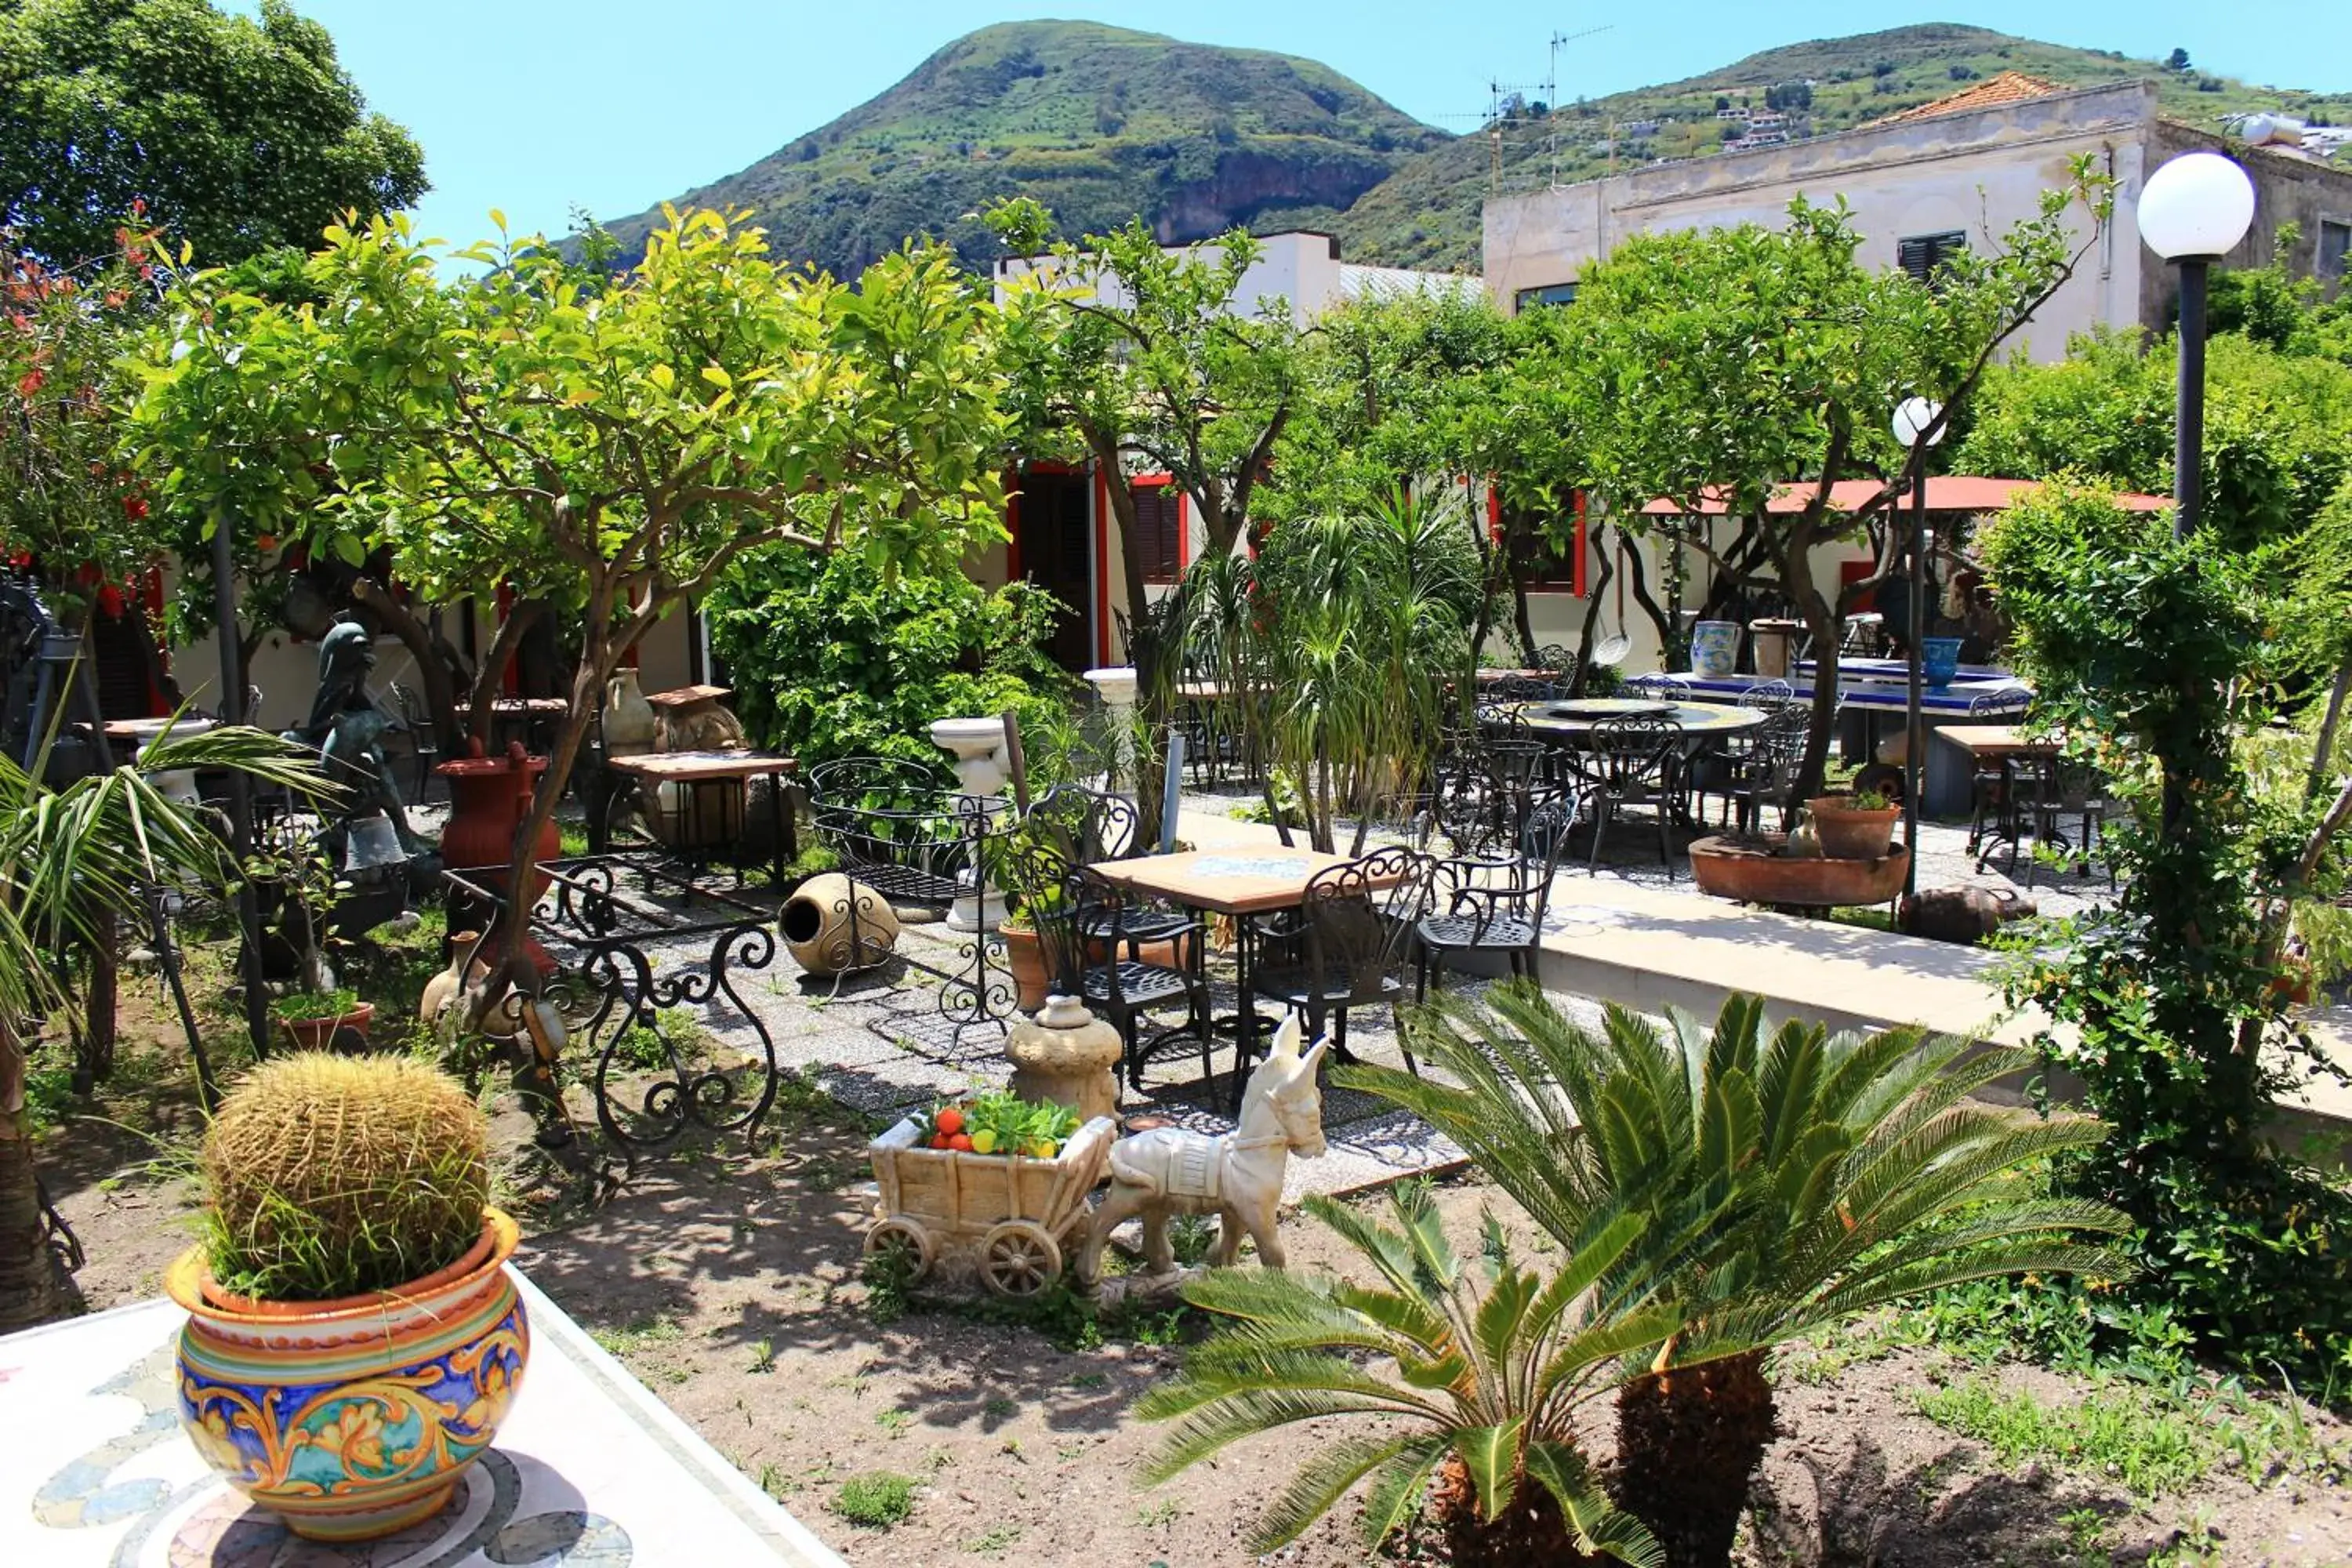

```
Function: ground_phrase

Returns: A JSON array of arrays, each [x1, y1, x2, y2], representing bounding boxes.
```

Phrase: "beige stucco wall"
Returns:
[[1486, 82, 2168, 362]]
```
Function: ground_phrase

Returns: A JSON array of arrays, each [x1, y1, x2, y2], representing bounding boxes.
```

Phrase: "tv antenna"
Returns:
[[1548, 26, 1612, 187], [1485, 24, 1612, 194]]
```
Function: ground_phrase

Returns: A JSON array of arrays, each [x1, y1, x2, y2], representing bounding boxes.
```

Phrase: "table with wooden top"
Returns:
[[604, 748, 799, 883], [1091, 845, 1399, 1082], [1925, 723, 2059, 821]]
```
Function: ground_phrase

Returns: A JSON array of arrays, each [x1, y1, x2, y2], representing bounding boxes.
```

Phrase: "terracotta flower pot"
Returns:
[[277, 1000, 376, 1054], [1806, 795, 1900, 860], [165, 1208, 529, 1544], [1000, 924, 1050, 1011], [437, 741, 562, 976]]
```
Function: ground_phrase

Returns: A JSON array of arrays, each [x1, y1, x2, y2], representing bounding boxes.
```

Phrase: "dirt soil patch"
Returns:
[[31, 956, 2352, 1566]]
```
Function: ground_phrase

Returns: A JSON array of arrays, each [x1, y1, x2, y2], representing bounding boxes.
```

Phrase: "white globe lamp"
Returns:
[[1891, 396, 1944, 449], [2137, 151, 2256, 540], [2136, 151, 2256, 261], [1892, 394, 1944, 898]]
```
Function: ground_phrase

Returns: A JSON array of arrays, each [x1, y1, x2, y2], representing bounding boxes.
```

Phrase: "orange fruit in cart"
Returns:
[[935, 1106, 965, 1136]]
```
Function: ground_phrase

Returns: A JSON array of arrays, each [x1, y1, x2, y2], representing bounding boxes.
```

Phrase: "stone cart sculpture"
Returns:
[[1077, 1014, 1328, 1290], [864, 1112, 1116, 1298]]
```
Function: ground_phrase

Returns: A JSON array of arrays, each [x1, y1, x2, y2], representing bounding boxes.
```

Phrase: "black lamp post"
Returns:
[[1893, 396, 1944, 898], [2136, 151, 2256, 542]]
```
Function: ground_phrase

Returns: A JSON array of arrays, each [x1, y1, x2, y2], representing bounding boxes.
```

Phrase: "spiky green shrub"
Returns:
[[201, 1053, 491, 1301], [1138, 1182, 1665, 1567], [1345, 989, 2132, 1568]]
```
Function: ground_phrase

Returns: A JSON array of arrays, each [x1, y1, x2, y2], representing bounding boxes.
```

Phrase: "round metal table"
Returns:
[[1503, 698, 1771, 744]]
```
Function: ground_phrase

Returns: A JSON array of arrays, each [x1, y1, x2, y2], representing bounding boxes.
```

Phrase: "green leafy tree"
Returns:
[[1140, 1181, 1668, 1567], [1266, 291, 1590, 666], [1983, 485, 2352, 1382], [0, 218, 174, 615], [0, 722, 322, 1329], [132, 208, 1015, 1000], [0, 0, 425, 267], [1344, 989, 2129, 1568], [1957, 328, 2352, 561], [1552, 176, 2110, 797], [987, 198, 1301, 840]]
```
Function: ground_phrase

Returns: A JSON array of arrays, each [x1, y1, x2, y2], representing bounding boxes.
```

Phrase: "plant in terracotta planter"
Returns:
[[996, 909, 1050, 1011], [268, 986, 373, 1052], [1806, 791, 1900, 860], [167, 1054, 526, 1542]]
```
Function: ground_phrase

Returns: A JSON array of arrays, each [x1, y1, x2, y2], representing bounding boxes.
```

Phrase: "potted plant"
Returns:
[[1806, 786, 1900, 859], [270, 985, 375, 1052], [165, 1054, 527, 1543], [997, 907, 1051, 1011]]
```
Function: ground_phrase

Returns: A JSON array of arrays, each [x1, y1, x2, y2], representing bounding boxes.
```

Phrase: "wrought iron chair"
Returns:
[[1022, 782, 1197, 958], [1247, 845, 1437, 1102], [1417, 787, 1580, 996], [1624, 671, 1693, 702], [388, 681, 441, 805], [1689, 679, 1798, 820], [1721, 706, 1809, 834], [1426, 735, 1549, 858], [1534, 643, 1579, 689], [1007, 837, 1214, 1092], [1964, 691, 2021, 857], [1570, 713, 1686, 874]]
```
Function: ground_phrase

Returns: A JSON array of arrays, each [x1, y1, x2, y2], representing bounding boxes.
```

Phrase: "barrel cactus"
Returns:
[[201, 1053, 492, 1301]]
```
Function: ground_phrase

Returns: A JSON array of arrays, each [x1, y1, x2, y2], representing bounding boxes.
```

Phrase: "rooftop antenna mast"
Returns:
[[1548, 24, 1612, 188]]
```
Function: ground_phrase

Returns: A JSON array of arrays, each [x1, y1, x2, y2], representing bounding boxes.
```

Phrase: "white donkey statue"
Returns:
[[1077, 1013, 1329, 1290]]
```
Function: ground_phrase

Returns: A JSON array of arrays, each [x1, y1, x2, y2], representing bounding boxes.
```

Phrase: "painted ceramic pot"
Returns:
[[1922, 637, 1965, 691], [164, 1208, 528, 1543], [1690, 619, 1741, 678]]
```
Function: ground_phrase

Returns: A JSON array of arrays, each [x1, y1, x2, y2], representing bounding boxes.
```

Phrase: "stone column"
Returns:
[[1083, 666, 1138, 798], [930, 716, 1008, 931]]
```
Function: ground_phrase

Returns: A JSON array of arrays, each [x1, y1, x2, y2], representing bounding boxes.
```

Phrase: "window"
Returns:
[[1479, 481, 1585, 594], [2321, 219, 2350, 279], [1513, 281, 1578, 311], [1509, 524, 1582, 591], [1131, 482, 1184, 584], [1896, 230, 1969, 289]]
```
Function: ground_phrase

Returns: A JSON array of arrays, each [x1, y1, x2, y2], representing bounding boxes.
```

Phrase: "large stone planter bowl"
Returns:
[[164, 1208, 528, 1544], [1690, 834, 1909, 908]]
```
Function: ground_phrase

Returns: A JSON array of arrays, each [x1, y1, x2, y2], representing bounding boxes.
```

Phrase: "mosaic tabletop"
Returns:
[[0, 1272, 846, 1568]]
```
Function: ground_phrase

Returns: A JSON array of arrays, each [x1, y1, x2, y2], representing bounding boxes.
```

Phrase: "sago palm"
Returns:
[[0, 720, 323, 1330], [1137, 1181, 1668, 1568], [1341, 987, 2132, 1568]]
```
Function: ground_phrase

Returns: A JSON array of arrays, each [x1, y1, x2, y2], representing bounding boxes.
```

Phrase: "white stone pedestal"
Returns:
[[930, 716, 1009, 931], [1083, 665, 1138, 798]]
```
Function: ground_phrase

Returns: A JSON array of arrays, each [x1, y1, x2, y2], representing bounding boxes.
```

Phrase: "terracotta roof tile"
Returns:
[[1866, 72, 2068, 129]]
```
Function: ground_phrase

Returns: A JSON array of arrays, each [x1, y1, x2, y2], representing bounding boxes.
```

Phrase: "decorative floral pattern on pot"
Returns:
[[165, 1210, 530, 1544]]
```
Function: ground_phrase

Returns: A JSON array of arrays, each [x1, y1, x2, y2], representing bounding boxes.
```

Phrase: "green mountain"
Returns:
[[1334, 24, 2352, 271], [604, 20, 2349, 280], [596, 20, 1446, 277]]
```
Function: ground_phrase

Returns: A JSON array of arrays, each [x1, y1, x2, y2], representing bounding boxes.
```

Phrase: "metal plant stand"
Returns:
[[804, 757, 1019, 1051]]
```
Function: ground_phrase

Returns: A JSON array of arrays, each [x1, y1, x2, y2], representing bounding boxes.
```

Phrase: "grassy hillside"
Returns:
[[1334, 23, 2352, 271], [597, 20, 1445, 278]]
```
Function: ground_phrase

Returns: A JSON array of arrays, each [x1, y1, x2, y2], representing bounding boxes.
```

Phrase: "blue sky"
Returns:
[[247, 2, 2349, 246]]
